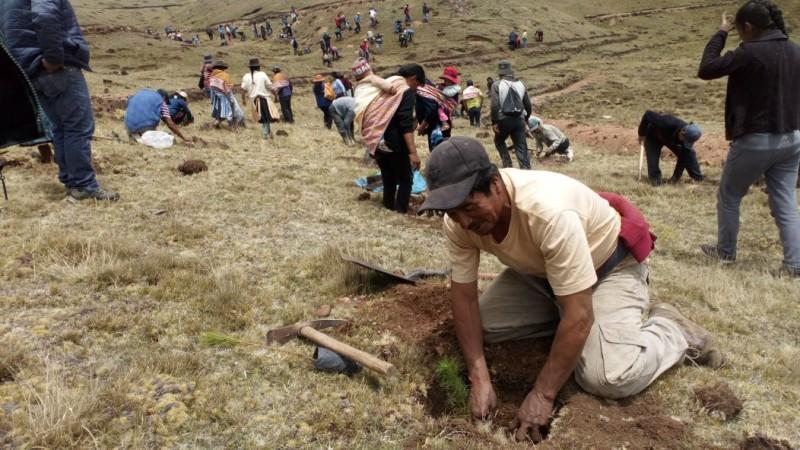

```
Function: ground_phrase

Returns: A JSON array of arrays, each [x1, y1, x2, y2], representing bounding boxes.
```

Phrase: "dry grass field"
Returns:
[[1, 0, 799, 448]]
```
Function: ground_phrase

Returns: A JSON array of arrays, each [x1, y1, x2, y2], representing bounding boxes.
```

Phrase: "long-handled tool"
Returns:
[[267, 319, 397, 377], [638, 143, 645, 181]]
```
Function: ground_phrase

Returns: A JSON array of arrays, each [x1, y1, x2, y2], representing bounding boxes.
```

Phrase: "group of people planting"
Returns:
[[1, 0, 798, 445]]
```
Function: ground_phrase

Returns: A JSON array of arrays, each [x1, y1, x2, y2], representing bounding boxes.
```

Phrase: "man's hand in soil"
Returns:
[[469, 373, 497, 419], [511, 390, 552, 443], [720, 12, 734, 33], [41, 59, 64, 73]]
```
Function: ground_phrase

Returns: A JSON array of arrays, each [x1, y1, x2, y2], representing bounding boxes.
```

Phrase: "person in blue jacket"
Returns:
[[167, 91, 194, 125], [124, 89, 189, 142], [0, 0, 118, 200]]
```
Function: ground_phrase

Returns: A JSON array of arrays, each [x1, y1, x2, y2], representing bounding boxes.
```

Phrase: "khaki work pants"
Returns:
[[479, 256, 688, 399]]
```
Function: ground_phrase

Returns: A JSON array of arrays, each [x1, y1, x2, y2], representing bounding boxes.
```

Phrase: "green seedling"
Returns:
[[434, 356, 469, 413]]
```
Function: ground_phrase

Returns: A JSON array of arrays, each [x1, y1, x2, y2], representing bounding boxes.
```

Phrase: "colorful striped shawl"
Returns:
[[354, 76, 409, 155]]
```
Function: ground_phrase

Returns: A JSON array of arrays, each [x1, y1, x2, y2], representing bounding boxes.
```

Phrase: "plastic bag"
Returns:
[[138, 130, 174, 149]]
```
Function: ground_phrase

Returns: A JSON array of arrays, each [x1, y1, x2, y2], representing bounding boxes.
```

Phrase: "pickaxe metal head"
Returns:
[[267, 319, 348, 345]]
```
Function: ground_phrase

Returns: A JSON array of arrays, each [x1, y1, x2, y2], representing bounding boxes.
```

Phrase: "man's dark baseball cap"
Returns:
[[418, 137, 492, 213]]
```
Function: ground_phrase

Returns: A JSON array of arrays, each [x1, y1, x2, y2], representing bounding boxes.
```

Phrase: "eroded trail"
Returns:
[[586, 0, 738, 21]]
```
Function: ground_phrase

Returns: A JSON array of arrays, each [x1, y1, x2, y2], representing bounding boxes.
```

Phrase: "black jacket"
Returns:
[[698, 30, 800, 140], [0, 34, 47, 149], [384, 89, 416, 154], [638, 111, 687, 152]]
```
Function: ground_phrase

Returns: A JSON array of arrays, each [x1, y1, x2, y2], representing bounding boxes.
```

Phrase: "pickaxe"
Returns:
[[267, 319, 397, 377]]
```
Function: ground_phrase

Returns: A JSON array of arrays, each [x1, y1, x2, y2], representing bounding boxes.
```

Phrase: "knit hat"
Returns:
[[466, 79, 474, 86], [351, 58, 372, 80]]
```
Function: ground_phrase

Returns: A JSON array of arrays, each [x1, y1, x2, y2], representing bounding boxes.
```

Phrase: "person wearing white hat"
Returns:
[[167, 91, 194, 126]]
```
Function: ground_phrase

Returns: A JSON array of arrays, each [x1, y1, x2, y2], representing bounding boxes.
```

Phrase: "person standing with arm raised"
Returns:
[[697, 1, 800, 278]]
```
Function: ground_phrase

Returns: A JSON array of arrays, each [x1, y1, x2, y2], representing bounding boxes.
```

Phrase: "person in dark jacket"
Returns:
[[398, 64, 447, 151], [376, 84, 419, 213], [311, 74, 333, 129], [637, 111, 704, 186], [0, 0, 118, 201], [697, 0, 800, 277]]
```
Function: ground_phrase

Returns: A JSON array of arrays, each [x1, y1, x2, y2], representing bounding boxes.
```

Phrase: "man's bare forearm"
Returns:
[[451, 281, 490, 381]]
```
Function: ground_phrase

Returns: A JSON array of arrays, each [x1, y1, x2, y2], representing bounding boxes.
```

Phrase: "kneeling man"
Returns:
[[418, 137, 722, 441]]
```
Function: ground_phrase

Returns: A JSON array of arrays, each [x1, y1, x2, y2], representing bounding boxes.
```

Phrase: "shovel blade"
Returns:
[[267, 319, 349, 345]]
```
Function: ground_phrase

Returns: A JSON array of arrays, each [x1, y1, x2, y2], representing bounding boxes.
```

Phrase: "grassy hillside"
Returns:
[[2, 0, 800, 448]]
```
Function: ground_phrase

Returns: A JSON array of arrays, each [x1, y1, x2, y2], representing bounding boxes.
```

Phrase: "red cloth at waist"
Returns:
[[597, 192, 656, 263]]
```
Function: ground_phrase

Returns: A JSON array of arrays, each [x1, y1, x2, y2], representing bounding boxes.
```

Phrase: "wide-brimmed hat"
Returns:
[[203, 54, 213, 62], [248, 58, 260, 68], [176, 91, 189, 100], [498, 60, 513, 77], [351, 58, 372, 80], [312, 73, 325, 83], [212, 60, 228, 69], [418, 137, 492, 213], [440, 66, 460, 84]]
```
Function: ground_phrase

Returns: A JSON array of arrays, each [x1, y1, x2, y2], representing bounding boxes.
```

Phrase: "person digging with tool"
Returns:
[[418, 136, 724, 443], [638, 110, 705, 186]]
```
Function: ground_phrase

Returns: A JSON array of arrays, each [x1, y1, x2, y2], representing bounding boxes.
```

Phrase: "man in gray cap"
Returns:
[[489, 60, 532, 169], [418, 136, 722, 442]]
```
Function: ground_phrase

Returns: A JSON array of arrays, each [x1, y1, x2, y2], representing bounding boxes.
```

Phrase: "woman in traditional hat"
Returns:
[[311, 74, 334, 129], [208, 61, 245, 129], [241, 58, 277, 139]]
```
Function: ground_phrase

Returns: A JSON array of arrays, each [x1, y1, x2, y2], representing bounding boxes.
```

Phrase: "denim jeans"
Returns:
[[717, 131, 800, 268], [33, 67, 99, 191], [493, 116, 531, 169], [331, 107, 355, 142]]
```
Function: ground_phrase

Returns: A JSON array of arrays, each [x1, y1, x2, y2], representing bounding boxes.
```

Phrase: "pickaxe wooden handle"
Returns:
[[299, 326, 398, 377]]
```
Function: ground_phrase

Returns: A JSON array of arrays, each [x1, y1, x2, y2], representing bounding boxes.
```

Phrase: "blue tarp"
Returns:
[[355, 170, 427, 194]]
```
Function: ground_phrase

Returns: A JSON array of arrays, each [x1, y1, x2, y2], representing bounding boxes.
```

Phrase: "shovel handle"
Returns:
[[300, 326, 398, 377]]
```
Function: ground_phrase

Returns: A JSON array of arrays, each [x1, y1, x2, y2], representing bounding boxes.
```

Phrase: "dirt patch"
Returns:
[[366, 283, 696, 448], [740, 434, 796, 450], [695, 382, 743, 421]]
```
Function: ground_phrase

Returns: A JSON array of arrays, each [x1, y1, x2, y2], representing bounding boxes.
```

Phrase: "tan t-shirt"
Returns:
[[445, 169, 621, 296]]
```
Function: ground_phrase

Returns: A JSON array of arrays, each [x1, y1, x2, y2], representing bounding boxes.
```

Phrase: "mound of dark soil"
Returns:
[[178, 159, 207, 175], [695, 382, 743, 421], [366, 283, 695, 449], [740, 434, 795, 450]]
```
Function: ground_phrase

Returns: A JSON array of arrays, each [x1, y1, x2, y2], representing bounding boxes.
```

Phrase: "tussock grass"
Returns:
[[1, 0, 799, 447], [11, 362, 101, 448]]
